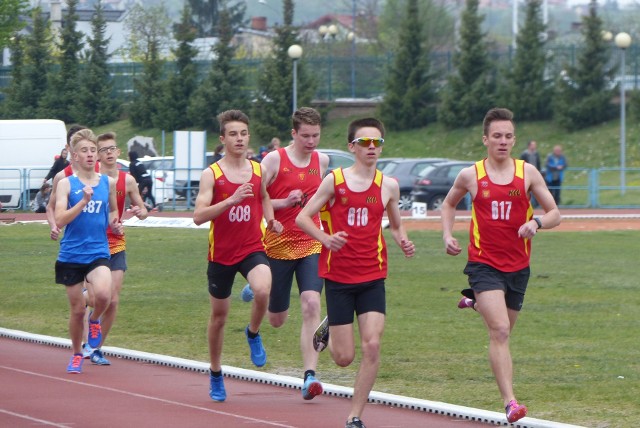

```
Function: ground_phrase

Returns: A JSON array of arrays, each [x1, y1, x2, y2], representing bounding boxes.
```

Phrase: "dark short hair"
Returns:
[[347, 117, 385, 144], [292, 107, 321, 131], [97, 132, 117, 143], [217, 110, 249, 136], [67, 124, 87, 144], [129, 151, 139, 161], [483, 108, 514, 136]]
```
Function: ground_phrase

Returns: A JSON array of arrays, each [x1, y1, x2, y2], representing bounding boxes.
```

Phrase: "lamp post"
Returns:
[[350, 0, 356, 98], [319, 24, 338, 100], [287, 44, 303, 114], [615, 32, 632, 195]]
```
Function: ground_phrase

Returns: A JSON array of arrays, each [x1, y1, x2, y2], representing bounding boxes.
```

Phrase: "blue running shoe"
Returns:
[[82, 343, 94, 359], [245, 326, 267, 367], [241, 283, 254, 302], [67, 353, 83, 374], [90, 348, 111, 365], [209, 374, 227, 402], [88, 317, 102, 349], [302, 375, 323, 400]]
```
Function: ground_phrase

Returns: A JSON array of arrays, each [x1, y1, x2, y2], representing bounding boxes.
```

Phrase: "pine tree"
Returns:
[[553, 0, 615, 130], [251, 0, 315, 142], [12, 7, 52, 119], [379, 0, 437, 131], [188, 0, 246, 37], [74, 1, 120, 126], [438, 0, 496, 129], [128, 40, 164, 128], [40, 0, 83, 122], [0, 0, 28, 49], [152, 4, 199, 131], [187, 5, 249, 131], [1, 34, 25, 118], [499, 0, 552, 121]]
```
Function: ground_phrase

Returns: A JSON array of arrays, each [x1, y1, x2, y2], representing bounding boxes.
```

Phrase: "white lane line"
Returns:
[[0, 366, 295, 428], [0, 409, 69, 427]]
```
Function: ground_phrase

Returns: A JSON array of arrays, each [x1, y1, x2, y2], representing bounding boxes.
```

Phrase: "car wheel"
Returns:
[[428, 195, 447, 211], [187, 188, 198, 206], [398, 192, 413, 211]]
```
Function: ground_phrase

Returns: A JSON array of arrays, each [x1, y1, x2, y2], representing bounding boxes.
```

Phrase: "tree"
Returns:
[[14, 7, 52, 119], [188, 0, 246, 37], [188, 5, 249, 131], [125, 3, 170, 127], [499, 0, 552, 121], [553, 0, 616, 130], [379, 0, 437, 130], [438, 0, 496, 129], [121, 3, 172, 61], [379, 0, 454, 53], [40, 0, 83, 122], [0, 0, 28, 50], [74, 1, 121, 126], [251, 0, 315, 142], [153, 4, 199, 131], [128, 40, 164, 128], [1, 35, 26, 118]]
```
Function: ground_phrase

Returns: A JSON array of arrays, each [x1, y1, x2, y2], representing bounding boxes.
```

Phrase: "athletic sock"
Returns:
[[304, 370, 316, 381]]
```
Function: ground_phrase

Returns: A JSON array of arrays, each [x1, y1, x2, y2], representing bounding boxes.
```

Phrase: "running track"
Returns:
[[0, 330, 583, 428], [1, 212, 612, 428]]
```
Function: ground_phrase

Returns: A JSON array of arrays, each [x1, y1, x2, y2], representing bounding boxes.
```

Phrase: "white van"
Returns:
[[0, 119, 67, 209]]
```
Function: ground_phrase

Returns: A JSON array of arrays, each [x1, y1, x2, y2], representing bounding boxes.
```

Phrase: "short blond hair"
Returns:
[[69, 129, 97, 152]]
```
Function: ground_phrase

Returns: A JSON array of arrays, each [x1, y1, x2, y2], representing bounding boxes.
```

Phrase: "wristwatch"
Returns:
[[534, 217, 542, 230]]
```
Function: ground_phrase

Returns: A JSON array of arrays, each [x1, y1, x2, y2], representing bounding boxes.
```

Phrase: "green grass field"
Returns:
[[1, 223, 639, 427]]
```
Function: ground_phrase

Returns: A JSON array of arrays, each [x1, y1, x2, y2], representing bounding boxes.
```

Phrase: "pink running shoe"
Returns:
[[506, 400, 528, 423], [457, 297, 475, 309]]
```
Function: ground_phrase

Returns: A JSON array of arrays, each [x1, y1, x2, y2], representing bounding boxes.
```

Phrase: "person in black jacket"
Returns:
[[128, 151, 156, 208], [44, 148, 70, 183]]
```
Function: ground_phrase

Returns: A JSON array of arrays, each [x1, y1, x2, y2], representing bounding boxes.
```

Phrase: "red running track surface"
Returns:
[[0, 338, 490, 428]]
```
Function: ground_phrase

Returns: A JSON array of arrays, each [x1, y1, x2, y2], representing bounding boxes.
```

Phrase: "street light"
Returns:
[[319, 24, 338, 100], [287, 44, 303, 114], [615, 31, 632, 195]]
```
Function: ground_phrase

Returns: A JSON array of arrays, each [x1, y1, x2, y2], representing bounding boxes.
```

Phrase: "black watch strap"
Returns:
[[534, 217, 542, 230]]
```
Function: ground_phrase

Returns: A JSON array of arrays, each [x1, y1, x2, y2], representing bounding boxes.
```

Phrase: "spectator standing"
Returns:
[[128, 151, 156, 209], [44, 148, 70, 183], [211, 144, 225, 163], [545, 145, 568, 205], [520, 140, 540, 171], [520, 140, 541, 207]]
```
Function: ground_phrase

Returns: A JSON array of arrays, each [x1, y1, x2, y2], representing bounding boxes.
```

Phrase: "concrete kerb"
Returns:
[[1, 327, 585, 428]]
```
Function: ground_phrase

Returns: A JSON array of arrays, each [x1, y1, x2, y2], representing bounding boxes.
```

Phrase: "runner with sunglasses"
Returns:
[[296, 117, 415, 428]]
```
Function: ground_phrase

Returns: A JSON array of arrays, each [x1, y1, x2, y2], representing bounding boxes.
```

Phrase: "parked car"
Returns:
[[376, 157, 404, 171], [173, 151, 214, 207], [317, 149, 355, 173], [116, 157, 175, 207], [379, 158, 448, 211], [410, 160, 474, 211]]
